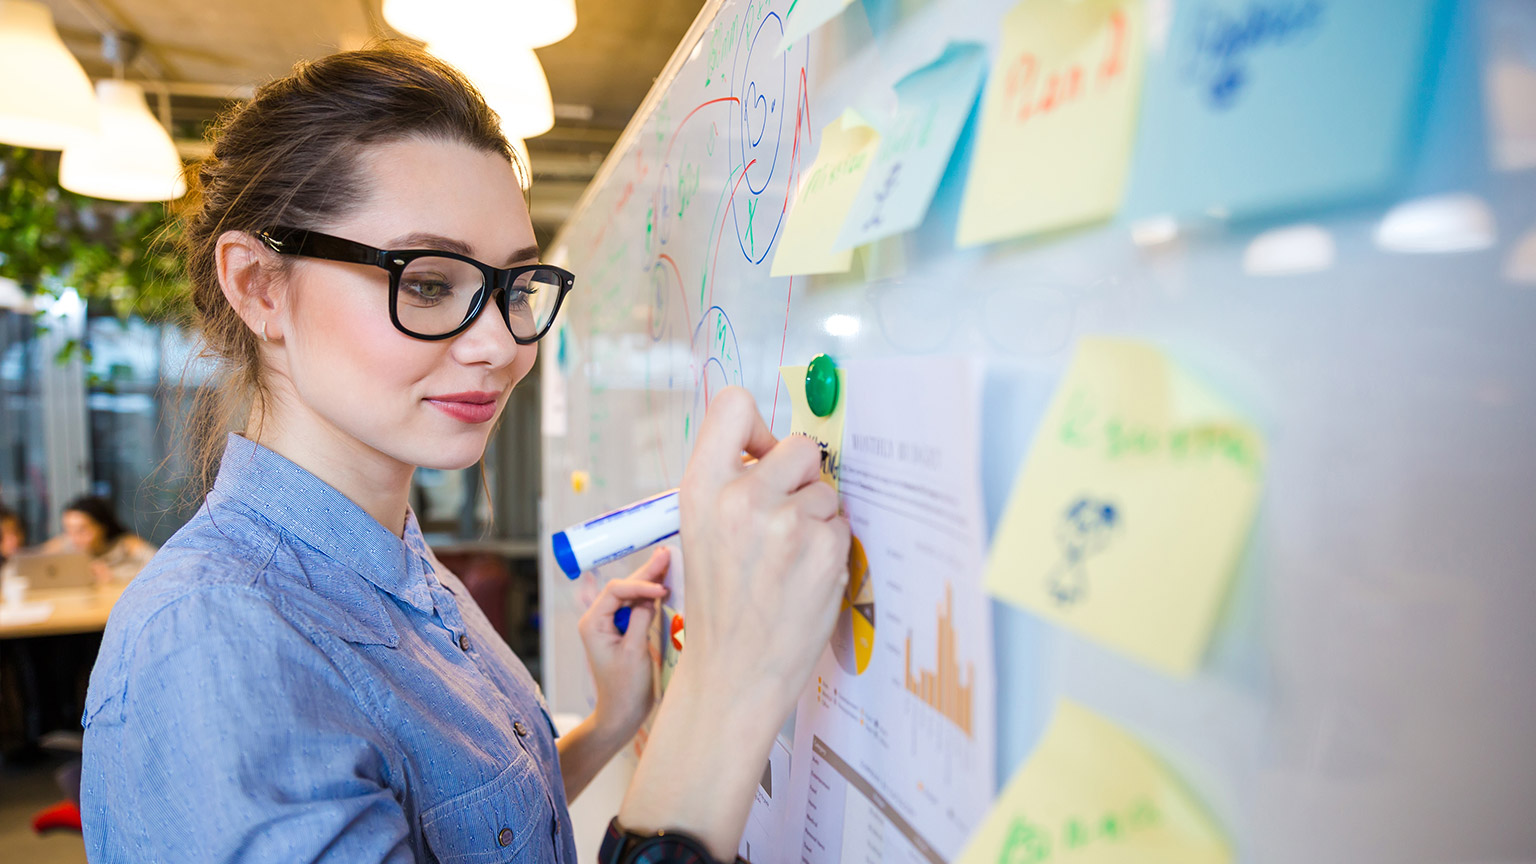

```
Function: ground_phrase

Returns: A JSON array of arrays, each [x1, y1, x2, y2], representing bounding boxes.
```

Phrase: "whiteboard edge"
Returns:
[[546, 0, 732, 256]]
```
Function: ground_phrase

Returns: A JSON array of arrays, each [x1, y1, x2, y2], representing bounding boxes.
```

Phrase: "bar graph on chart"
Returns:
[[904, 583, 974, 738]]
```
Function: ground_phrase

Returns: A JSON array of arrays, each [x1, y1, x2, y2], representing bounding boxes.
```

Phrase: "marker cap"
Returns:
[[552, 530, 582, 579]]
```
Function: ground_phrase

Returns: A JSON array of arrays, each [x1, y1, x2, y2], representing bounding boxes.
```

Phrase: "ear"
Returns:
[[216, 230, 287, 342]]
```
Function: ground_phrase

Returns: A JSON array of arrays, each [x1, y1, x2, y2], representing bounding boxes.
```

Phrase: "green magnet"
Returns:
[[805, 354, 839, 418]]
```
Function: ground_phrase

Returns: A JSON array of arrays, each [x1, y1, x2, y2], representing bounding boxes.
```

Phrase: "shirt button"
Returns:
[[553, 819, 561, 835], [498, 827, 514, 847], [513, 721, 528, 738], [459, 634, 470, 651]]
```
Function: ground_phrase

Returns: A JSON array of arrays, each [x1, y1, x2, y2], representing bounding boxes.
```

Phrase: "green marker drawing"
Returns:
[[747, 197, 758, 255]]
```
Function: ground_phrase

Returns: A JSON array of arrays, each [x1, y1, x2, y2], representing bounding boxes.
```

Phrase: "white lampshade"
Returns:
[[0, 0, 99, 149], [429, 38, 554, 139], [60, 81, 187, 202], [385, 0, 576, 49]]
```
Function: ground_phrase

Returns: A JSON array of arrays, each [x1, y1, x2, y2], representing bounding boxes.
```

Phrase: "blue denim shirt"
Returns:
[[81, 434, 576, 863]]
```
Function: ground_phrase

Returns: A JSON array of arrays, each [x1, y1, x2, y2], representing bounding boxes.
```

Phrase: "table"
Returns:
[[0, 583, 126, 639]]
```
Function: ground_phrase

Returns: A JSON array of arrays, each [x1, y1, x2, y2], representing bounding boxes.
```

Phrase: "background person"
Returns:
[[42, 496, 156, 584], [0, 504, 22, 564]]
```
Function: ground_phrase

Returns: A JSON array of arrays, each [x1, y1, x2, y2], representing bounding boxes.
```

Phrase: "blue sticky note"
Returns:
[[1124, 0, 1445, 221], [834, 42, 988, 251]]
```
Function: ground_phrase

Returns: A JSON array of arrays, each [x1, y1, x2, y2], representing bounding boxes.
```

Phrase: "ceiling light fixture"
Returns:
[[429, 37, 555, 139], [60, 79, 187, 201], [59, 32, 185, 202], [384, 0, 577, 49], [0, 0, 99, 149]]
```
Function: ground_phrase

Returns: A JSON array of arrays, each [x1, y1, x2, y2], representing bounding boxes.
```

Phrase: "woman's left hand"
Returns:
[[578, 547, 671, 746]]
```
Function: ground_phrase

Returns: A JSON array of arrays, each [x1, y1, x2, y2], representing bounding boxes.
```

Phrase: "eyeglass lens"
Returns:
[[395, 257, 563, 339]]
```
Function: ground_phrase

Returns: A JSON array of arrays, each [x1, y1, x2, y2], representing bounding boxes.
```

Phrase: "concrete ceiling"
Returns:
[[35, 0, 706, 233]]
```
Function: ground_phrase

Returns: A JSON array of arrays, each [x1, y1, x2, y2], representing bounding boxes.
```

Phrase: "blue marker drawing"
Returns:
[[1047, 497, 1120, 606], [1183, 0, 1325, 109], [1124, 0, 1442, 221]]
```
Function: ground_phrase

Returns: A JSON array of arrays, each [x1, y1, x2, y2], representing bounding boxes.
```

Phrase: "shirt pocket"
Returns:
[[420, 756, 556, 864]]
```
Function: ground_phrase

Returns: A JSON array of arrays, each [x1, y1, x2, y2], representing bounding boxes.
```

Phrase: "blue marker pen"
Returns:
[[553, 489, 681, 635], [552, 489, 681, 580], [554, 458, 762, 633]]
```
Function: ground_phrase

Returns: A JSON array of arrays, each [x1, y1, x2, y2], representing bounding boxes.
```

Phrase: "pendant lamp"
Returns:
[[384, 0, 576, 49], [60, 80, 187, 202], [429, 38, 554, 139], [0, 0, 99, 149]]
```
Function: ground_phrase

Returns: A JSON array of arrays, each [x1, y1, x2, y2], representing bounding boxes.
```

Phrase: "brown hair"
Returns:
[[180, 42, 525, 495]]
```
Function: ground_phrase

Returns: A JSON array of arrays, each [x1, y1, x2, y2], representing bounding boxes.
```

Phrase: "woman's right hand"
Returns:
[[619, 387, 850, 857], [674, 386, 851, 714]]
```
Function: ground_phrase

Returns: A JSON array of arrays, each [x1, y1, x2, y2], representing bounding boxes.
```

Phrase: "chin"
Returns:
[[414, 448, 487, 471], [398, 433, 490, 471]]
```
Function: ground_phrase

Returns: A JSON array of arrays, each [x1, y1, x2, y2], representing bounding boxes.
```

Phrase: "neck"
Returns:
[[249, 396, 415, 537]]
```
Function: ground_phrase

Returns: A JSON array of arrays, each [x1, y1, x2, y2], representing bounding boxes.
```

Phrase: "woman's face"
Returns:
[[1, 518, 23, 558], [270, 136, 539, 473], [62, 510, 105, 555]]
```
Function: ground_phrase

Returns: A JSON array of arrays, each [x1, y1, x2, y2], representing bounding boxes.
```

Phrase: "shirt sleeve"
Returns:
[[81, 584, 413, 863]]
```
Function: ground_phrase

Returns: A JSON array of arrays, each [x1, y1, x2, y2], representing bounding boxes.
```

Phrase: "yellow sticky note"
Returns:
[[985, 339, 1263, 675], [957, 0, 1146, 247], [771, 110, 880, 277], [779, 364, 847, 489], [956, 700, 1231, 864]]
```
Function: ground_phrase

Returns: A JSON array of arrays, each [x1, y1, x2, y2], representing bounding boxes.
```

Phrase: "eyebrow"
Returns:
[[386, 232, 541, 267]]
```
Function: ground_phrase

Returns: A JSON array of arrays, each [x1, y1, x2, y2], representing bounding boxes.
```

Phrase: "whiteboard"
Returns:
[[537, 0, 1536, 860]]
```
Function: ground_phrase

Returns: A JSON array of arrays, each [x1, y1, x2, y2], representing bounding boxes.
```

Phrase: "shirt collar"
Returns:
[[210, 433, 437, 613]]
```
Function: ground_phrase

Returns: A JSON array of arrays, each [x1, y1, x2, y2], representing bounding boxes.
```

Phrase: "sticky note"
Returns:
[[835, 42, 988, 251], [1123, 0, 1441, 220], [777, 0, 856, 54], [956, 0, 1146, 247], [779, 364, 848, 489], [771, 110, 881, 277], [956, 700, 1231, 864], [985, 339, 1263, 676]]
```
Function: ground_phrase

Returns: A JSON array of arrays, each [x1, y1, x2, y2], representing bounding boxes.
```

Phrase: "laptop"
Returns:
[[10, 552, 95, 590]]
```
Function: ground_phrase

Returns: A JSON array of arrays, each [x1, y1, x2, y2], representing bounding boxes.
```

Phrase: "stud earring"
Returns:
[[259, 321, 268, 342]]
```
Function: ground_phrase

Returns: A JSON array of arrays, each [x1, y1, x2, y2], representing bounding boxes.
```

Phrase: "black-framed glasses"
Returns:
[[256, 226, 575, 343]]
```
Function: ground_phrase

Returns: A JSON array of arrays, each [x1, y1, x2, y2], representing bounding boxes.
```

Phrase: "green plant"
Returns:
[[0, 146, 189, 323]]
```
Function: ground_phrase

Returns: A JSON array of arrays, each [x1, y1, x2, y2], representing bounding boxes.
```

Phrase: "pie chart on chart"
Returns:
[[831, 536, 875, 676]]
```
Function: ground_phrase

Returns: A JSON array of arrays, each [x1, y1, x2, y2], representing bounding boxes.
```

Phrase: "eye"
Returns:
[[506, 284, 538, 307], [404, 278, 452, 302]]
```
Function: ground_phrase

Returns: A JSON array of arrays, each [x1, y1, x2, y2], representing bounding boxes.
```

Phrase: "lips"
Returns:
[[425, 391, 501, 424]]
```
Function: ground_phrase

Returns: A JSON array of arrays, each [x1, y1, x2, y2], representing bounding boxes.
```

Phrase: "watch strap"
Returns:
[[598, 817, 749, 864]]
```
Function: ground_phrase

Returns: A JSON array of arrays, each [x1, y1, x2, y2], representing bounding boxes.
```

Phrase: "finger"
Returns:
[[751, 434, 824, 495], [583, 576, 668, 626], [605, 579, 670, 603], [630, 547, 670, 584], [785, 475, 841, 521], [621, 601, 658, 648], [690, 387, 777, 484]]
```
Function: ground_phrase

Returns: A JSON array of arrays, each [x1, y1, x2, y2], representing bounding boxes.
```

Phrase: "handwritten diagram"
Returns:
[[1046, 497, 1120, 606]]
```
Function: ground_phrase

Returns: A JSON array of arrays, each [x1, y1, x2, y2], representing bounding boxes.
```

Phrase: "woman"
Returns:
[[43, 496, 157, 583], [81, 45, 849, 863], [0, 503, 22, 564]]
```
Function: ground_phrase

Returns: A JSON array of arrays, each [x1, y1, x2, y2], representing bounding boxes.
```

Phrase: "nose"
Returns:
[[448, 286, 525, 369]]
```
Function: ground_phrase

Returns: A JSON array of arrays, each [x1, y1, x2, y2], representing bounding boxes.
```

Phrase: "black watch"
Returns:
[[598, 817, 747, 864]]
